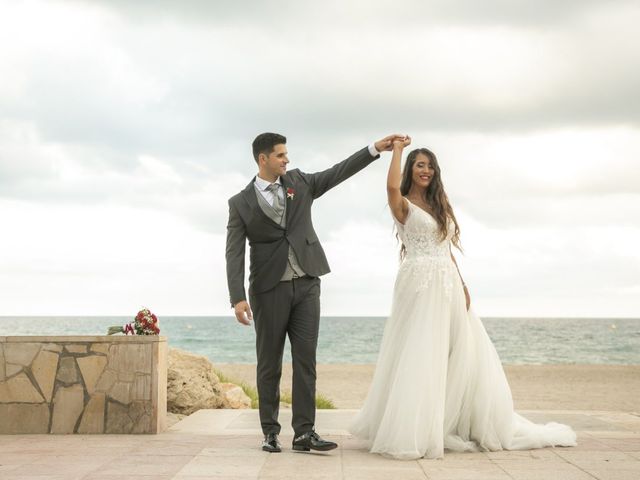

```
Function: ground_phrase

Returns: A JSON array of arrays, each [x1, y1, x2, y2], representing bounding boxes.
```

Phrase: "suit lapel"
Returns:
[[280, 174, 295, 221]]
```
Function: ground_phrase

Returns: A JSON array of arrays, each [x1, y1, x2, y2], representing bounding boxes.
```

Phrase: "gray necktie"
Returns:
[[268, 183, 284, 216]]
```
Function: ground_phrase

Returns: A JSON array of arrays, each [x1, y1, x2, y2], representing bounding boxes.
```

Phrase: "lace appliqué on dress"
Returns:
[[401, 258, 456, 300]]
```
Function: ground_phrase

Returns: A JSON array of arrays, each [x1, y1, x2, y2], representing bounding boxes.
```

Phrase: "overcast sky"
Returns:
[[1, 0, 639, 317]]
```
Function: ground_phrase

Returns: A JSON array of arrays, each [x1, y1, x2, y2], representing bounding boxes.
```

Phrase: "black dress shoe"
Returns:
[[262, 433, 282, 452], [292, 430, 338, 452]]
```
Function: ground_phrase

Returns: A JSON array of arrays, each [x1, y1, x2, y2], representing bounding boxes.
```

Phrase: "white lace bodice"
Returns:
[[395, 200, 454, 259], [394, 200, 457, 298]]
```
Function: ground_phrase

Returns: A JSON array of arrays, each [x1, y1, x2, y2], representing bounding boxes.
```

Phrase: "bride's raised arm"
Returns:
[[387, 135, 412, 224]]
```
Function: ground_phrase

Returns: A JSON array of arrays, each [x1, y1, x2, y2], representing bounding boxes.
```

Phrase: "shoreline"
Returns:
[[216, 363, 640, 412]]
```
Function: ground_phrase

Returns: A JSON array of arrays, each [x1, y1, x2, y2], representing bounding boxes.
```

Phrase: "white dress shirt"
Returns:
[[254, 175, 284, 207]]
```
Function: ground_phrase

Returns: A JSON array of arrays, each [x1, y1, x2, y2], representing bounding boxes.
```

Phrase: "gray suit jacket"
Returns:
[[225, 146, 379, 306]]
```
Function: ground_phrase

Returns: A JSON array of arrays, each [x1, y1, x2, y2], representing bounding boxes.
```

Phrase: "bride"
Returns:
[[348, 135, 577, 460]]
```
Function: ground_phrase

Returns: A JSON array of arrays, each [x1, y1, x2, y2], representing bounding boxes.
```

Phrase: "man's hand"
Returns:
[[234, 300, 253, 325], [375, 134, 406, 153]]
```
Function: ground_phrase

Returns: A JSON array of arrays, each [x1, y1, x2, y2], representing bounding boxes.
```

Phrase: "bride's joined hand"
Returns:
[[375, 134, 406, 152], [393, 135, 411, 150]]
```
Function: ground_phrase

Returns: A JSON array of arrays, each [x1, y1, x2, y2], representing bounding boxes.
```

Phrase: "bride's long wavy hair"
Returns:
[[398, 148, 462, 259]]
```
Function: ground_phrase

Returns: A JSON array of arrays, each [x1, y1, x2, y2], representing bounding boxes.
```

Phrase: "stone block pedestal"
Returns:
[[0, 335, 167, 434]]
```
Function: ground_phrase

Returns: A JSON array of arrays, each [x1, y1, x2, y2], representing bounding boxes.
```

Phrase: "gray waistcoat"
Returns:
[[253, 185, 307, 280]]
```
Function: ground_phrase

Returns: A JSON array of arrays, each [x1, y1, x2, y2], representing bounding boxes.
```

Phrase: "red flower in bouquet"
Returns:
[[107, 308, 160, 336]]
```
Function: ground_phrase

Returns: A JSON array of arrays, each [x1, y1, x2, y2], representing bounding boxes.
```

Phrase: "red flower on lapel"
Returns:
[[286, 187, 295, 200]]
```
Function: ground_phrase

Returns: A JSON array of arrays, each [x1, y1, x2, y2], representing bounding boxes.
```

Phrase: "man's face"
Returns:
[[261, 143, 289, 177]]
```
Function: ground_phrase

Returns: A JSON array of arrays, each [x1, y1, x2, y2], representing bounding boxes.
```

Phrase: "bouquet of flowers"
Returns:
[[107, 308, 160, 335]]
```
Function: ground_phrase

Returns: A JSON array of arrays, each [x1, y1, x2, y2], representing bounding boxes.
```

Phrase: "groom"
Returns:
[[226, 132, 398, 453]]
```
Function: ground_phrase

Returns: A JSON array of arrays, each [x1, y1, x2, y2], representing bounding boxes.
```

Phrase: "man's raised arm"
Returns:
[[301, 134, 401, 199]]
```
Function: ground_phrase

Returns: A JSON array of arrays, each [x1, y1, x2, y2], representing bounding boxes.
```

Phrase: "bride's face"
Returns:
[[411, 153, 435, 189]]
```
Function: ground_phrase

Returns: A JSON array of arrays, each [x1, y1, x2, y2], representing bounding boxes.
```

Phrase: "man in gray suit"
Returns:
[[226, 132, 399, 453]]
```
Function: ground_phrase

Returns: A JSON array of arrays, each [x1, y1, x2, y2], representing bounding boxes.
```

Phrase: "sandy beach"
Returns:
[[216, 363, 640, 412]]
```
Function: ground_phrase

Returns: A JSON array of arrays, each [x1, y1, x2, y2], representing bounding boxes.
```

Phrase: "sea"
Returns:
[[1, 316, 638, 365]]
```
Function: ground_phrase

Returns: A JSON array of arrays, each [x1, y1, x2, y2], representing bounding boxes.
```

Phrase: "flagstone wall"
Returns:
[[0, 336, 167, 434]]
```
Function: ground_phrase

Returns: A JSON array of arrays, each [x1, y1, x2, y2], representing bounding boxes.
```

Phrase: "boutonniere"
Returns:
[[286, 187, 295, 200]]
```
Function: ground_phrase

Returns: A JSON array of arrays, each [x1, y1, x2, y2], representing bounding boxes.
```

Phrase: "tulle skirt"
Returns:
[[348, 257, 577, 460]]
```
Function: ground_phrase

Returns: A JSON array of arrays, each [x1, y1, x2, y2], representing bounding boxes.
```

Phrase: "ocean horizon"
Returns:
[[1, 316, 638, 366]]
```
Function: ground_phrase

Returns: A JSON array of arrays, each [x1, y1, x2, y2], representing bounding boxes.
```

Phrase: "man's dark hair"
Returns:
[[252, 132, 286, 163]]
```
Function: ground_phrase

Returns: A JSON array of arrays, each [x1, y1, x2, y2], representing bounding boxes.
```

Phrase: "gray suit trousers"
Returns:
[[249, 276, 321, 437]]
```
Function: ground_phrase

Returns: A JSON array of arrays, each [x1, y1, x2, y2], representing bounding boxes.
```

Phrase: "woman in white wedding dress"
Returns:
[[349, 135, 577, 460]]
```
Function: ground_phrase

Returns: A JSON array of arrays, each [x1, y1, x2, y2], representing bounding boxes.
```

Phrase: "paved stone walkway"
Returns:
[[1, 409, 639, 479]]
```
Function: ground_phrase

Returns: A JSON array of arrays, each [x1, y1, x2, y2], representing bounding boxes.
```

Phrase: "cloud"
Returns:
[[0, 198, 229, 315], [1, 0, 639, 170], [78, 0, 636, 29], [0, 0, 639, 316]]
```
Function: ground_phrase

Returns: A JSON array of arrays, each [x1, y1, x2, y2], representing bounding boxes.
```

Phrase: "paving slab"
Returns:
[[0, 409, 638, 479]]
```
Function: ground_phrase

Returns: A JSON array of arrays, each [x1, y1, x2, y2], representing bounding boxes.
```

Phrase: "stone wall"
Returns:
[[0, 336, 167, 434]]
